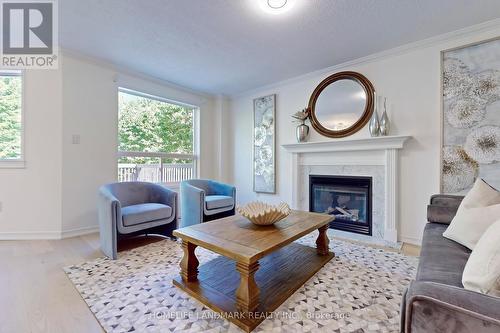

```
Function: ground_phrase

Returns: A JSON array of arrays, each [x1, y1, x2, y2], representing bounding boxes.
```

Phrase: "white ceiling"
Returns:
[[60, 0, 500, 95]]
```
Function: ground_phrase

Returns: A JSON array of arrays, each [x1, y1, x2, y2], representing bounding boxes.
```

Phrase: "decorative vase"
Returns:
[[296, 123, 310, 142], [369, 109, 380, 137], [379, 97, 390, 136], [237, 201, 291, 226]]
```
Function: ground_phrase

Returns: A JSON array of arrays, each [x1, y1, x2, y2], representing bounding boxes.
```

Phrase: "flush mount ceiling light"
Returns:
[[257, 0, 295, 15], [267, 0, 287, 9]]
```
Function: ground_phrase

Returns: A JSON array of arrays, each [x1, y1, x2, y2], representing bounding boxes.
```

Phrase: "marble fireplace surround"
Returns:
[[282, 136, 411, 245]]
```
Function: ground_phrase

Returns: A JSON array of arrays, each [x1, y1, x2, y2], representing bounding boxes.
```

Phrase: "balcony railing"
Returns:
[[118, 163, 194, 183], [117, 151, 197, 185]]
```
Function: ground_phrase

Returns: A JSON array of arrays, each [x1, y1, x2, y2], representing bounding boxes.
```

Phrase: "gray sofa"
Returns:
[[401, 194, 500, 332], [98, 182, 177, 259]]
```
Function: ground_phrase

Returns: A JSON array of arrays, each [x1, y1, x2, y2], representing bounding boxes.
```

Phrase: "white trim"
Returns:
[[0, 231, 61, 240], [0, 70, 22, 76], [61, 225, 99, 239], [0, 70, 25, 167], [401, 236, 422, 246], [0, 225, 100, 240], [281, 135, 411, 153], [0, 160, 26, 168], [233, 18, 500, 98], [118, 87, 199, 109], [384, 149, 398, 243], [117, 87, 200, 181], [193, 106, 201, 178]]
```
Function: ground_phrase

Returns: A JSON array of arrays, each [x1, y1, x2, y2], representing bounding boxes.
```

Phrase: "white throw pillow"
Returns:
[[462, 219, 500, 296], [443, 179, 500, 250]]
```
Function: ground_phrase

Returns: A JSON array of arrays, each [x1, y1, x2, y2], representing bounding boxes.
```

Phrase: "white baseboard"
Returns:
[[0, 230, 62, 240], [0, 226, 99, 240], [400, 236, 422, 246], [61, 225, 99, 239]]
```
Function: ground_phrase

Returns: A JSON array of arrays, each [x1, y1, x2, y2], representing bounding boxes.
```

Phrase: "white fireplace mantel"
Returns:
[[281, 135, 410, 153], [281, 135, 411, 243]]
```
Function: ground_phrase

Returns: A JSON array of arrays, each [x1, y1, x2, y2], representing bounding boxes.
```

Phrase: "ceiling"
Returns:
[[60, 0, 500, 95]]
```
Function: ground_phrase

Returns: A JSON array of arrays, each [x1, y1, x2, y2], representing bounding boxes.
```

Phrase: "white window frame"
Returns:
[[117, 87, 200, 186], [0, 70, 25, 168]]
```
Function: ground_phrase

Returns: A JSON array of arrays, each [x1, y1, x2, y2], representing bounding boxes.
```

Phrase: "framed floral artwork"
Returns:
[[253, 94, 276, 193], [442, 37, 500, 194]]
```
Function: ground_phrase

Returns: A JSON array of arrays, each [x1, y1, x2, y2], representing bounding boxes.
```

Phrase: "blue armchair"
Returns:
[[180, 179, 236, 228], [98, 181, 177, 259]]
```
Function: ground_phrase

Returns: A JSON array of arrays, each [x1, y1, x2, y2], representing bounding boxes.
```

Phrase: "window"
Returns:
[[117, 88, 198, 185], [0, 70, 23, 165]]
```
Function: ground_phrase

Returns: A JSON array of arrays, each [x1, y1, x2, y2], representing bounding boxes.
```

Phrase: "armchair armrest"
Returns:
[[404, 281, 500, 333], [427, 194, 464, 224], [180, 181, 205, 228], [98, 187, 121, 259]]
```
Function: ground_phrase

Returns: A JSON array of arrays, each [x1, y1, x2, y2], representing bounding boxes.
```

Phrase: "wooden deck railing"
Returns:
[[118, 163, 194, 183]]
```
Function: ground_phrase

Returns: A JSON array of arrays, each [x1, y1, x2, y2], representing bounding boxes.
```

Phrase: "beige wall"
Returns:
[[226, 23, 500, 245]]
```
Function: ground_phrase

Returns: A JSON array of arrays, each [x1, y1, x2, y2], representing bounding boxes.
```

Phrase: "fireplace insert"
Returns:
[[309, 175, 372, 236]]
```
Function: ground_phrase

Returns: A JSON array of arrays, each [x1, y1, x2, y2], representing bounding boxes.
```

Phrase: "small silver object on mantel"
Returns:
[[292, 108, 310, 143], [379, 97, 390, 136], [369, 93, 380, 137], [296, 124, 310, 142]]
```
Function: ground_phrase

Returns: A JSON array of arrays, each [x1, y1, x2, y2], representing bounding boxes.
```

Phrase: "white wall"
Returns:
[[0, 69, 63, 239], [60, 53, 218, 237], [0, 52, 218, 239], [61, 55, 118, 236], [226, 22, 500, 245]]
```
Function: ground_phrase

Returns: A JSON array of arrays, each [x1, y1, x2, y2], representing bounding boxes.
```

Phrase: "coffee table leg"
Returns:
[[180, 240, 199, 282], [235, 261, 260, 313], [316, 225, 331, 256]]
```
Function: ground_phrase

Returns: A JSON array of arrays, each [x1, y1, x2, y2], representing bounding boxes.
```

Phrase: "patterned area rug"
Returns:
[[64, 230, 418, 333]]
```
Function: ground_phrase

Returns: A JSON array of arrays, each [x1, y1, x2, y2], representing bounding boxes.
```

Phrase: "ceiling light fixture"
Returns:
[[256, 0, 295, 15], [267, 0, 287, 9]]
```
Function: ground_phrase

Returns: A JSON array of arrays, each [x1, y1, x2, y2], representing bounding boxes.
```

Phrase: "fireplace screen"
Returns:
[[309, 175, 372, 235]]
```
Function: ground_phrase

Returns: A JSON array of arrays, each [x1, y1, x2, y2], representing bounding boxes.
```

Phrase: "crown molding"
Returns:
[[60, 48, 215, 100], [232, 18, 500, 98]]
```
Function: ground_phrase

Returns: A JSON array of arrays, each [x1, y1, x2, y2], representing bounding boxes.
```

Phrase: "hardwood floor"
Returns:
[[402, 242, 421, 256], [0, 233, 420, 333], [0, 234, 103, 333]]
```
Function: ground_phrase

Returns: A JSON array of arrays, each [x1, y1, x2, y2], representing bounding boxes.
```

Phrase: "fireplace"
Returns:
[[309, 175, 372, 236]]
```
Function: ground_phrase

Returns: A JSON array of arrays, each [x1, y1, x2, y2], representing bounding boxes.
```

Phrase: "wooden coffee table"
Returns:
[[172, 210, 334, 332]]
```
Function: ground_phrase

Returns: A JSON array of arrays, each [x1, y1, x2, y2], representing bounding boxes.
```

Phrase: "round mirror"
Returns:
[[308, 71, 375, 138]]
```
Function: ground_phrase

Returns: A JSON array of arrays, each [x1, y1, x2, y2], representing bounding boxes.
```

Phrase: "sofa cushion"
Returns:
[[122, 203, 172, 227], [416, 223, 471, 287], [443, 179, 500, 250], [205, 195, 234, 210], [462, 219, 500, 296]]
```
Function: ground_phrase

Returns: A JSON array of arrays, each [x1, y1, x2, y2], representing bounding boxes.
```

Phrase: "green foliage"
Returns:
[[0, 76, 22, 159], [118, 92, 194, 164]]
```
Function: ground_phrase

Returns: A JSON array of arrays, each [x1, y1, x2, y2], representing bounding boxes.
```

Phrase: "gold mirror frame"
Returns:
[[308, 71, 375, 138]]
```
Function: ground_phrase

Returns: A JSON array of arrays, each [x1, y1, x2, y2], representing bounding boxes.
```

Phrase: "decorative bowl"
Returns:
[[237, 201, 291, 226]]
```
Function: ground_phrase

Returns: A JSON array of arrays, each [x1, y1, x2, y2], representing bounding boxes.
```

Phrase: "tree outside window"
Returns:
[[117, 89, 197, 184], [0, 72, 22, 161]]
